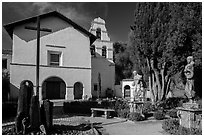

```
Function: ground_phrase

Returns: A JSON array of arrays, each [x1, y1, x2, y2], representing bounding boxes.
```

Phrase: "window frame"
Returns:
[[94, 84, 98, 91], [124, 85, 131, 98], [102, 46, 107, 58], [48, 51, 62, 66]]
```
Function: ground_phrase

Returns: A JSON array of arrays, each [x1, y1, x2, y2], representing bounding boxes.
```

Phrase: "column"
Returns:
[[82, 87, 86, 100], [131, 87, 134, 102], [65, 87, 74, 100], [39, 86, 42, 101]]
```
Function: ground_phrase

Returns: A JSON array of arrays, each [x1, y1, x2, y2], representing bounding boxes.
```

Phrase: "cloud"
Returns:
[[2, 2, 40, 24], [32, 2, 109, 29], [2, 2, 109, 49]]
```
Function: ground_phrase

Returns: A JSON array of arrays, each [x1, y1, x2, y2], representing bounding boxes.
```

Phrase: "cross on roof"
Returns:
[[25, 16, 52, 98]]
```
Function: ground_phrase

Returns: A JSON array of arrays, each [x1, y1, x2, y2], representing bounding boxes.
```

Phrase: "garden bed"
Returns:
[[2, 117, 98, 135], [2, 124, 96, 135]]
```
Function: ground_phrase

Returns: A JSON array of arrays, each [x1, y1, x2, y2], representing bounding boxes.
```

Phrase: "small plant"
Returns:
[[129, 112, 145, 121], [153, 110, 165, 120], [168, 109, 178, 118]]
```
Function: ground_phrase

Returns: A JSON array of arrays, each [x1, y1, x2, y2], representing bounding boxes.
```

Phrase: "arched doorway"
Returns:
[[124, 85, 131, 98], [42, 77, 66, 100], [74, 82, 83, 100]]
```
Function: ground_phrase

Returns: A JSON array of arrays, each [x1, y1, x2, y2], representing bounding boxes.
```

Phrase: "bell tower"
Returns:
[[89, 17, 115, 98], [89, 17, 113, 61]]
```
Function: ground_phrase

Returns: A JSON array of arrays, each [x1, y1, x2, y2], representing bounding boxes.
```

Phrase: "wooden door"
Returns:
[[46, 82, 60, 99], [74, 82, 83, 99]]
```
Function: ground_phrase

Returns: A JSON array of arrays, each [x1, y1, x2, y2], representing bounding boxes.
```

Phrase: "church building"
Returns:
[[4, 11, 115, 101], [89, 17, 115, 98]]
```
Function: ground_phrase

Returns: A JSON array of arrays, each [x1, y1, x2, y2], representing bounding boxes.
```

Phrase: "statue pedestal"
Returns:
[[177, 103, 202, 129], [129, 101, 144, 113]]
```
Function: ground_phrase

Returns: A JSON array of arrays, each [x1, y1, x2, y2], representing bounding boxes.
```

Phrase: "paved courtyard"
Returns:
[[54, 116, 168, 135]]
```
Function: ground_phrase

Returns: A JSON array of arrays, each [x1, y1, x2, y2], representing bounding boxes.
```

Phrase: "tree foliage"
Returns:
[[113, 42, 133, 84], [128, 2, 202, 102]]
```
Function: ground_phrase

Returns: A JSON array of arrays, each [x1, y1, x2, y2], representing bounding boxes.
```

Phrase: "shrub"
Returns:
[[100, 99, 115, 109], [2, 102, 17, 119], [63, 100, 98, 114], [117, 109, 130, 118], [142, 102, 154, 113], [129, 112, 145, 121], [156, 97, 188, 110], [141, 102, 154, 118], [113, 98, 130, 118], [162, 118, 180, 134], [153, 110, 165, 120], [179, 127, 202, 135], [168, 109, 178, 118], [162, 118, 202, 135], [114, 98, 129, 110]]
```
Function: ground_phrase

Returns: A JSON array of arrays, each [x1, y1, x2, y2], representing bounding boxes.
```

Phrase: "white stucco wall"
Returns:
[[91, 57, 115, 98], [10, 16, 92, 101], [10, 65, 91, 100], [114, 84, 122, 97]]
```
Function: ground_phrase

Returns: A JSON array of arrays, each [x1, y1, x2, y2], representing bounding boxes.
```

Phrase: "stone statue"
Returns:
[[184, 56, 195, 102], [132, 71, 143, 101]]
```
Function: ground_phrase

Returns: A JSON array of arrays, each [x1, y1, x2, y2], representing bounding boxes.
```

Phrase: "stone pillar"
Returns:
[[65, 88, 68, 100], [65, 87, 74, 100], [130, 88, 134, 102], [82, 87, 86, 99], [42, 100, 53, 129], [33, 86, 37, 96]]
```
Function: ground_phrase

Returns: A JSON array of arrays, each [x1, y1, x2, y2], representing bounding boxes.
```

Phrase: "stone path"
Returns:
[[102, 119, 166, 135]]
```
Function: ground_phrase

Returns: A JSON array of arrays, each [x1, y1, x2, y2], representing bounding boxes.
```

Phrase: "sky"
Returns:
[[2, 2, 136, 49]]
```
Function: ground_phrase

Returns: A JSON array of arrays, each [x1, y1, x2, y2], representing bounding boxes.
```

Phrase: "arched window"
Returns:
[[96, 28, 101, 39], [90, 45, 95, 56], [102, 46, 107, 57], [124, 85, 131, 98]]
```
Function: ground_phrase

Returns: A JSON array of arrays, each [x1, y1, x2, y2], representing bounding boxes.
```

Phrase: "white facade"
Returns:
[[90, 17, 115, 98], [121, 79, 135, 101], [5, 12, 95, 101]]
